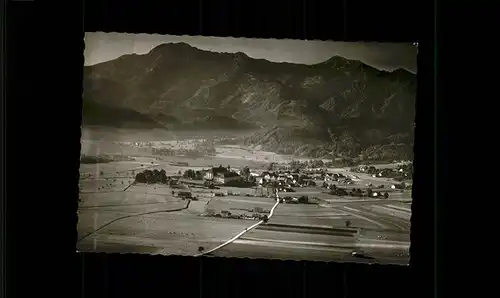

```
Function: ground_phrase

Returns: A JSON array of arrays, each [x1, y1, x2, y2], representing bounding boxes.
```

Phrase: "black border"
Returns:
[[0, 0, 5, 297], [4, 0, 439, 297]]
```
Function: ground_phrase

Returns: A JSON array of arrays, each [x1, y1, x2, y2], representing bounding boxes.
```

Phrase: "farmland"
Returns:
[[77, 129, 412, 265]]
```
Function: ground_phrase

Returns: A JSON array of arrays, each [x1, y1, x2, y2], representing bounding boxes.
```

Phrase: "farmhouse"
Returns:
[[203, 165, 231, 181], [202, 170, 214, 180], [214, 172, 242, 185]]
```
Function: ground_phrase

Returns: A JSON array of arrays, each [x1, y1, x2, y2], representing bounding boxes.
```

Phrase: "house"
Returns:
[[202, 170, 214, 180], [260, 171, 271, 180], [203, 165, 231, 181], [214, 172, 242, 185]]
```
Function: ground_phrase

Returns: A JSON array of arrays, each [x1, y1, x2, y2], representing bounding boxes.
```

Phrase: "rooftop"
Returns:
[[220, 172, 240, 178]]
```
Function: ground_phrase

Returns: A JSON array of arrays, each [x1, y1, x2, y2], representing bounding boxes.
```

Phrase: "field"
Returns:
[[77, 128, 412, 265]]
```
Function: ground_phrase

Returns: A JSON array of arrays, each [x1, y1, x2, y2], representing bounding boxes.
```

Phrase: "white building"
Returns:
[[203, 171, 214, 180], [214, 172, 242, 185]]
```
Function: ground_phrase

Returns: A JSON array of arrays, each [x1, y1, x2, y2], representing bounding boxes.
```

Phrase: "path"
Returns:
[[77, 200, 191, 243]]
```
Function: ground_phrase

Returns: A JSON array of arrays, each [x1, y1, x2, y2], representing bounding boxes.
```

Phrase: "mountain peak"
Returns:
[[318, 55, 366, 69], [322, 55, 348, 64], [148, 42, 196, 55]]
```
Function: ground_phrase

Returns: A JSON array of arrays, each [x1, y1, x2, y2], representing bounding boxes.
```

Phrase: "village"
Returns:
[[127, 161, 413, 222]]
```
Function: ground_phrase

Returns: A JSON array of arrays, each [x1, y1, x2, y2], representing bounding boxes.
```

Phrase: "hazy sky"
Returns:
[[84, 32, 417, 73]]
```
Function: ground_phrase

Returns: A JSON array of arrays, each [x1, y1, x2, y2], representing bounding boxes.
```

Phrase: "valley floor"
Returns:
[[78, 143, 412, 265]]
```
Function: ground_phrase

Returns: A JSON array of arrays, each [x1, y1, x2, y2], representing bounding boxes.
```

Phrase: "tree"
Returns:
[[183, 169, 196, 179], [384, 192, 389, 199], [368, 166, 377, 174], [242, 166, 251, 178], [298, 196, 309, 204], [178, 170, 182, 175], [345, 220, 352, 228], [135, 172, 146, 183]]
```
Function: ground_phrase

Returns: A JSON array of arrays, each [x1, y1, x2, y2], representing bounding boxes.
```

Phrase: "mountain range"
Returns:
[[82, 42, 416, 161]]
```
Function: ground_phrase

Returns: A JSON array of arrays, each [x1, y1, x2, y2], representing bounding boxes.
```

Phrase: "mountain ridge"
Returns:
[[82, 42, 416, 161], [88, 43, 414, 75]]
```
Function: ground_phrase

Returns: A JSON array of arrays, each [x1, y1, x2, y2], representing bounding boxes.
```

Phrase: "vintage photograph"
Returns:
[[78, 32, 416, 264]]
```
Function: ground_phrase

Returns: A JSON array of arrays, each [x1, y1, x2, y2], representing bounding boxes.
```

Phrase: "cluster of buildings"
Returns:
[[152, 147, 216, 158], [197, 165, 337, 190], [202, 208, 269, 221], [353, 164, 413, 180], [327, 186, 390, 198], [200, 165, 243, 185]]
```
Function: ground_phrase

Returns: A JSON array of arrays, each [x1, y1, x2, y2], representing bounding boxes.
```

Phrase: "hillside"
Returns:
[[82, 98, 163, 129], [82, 42, 416, 161]]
